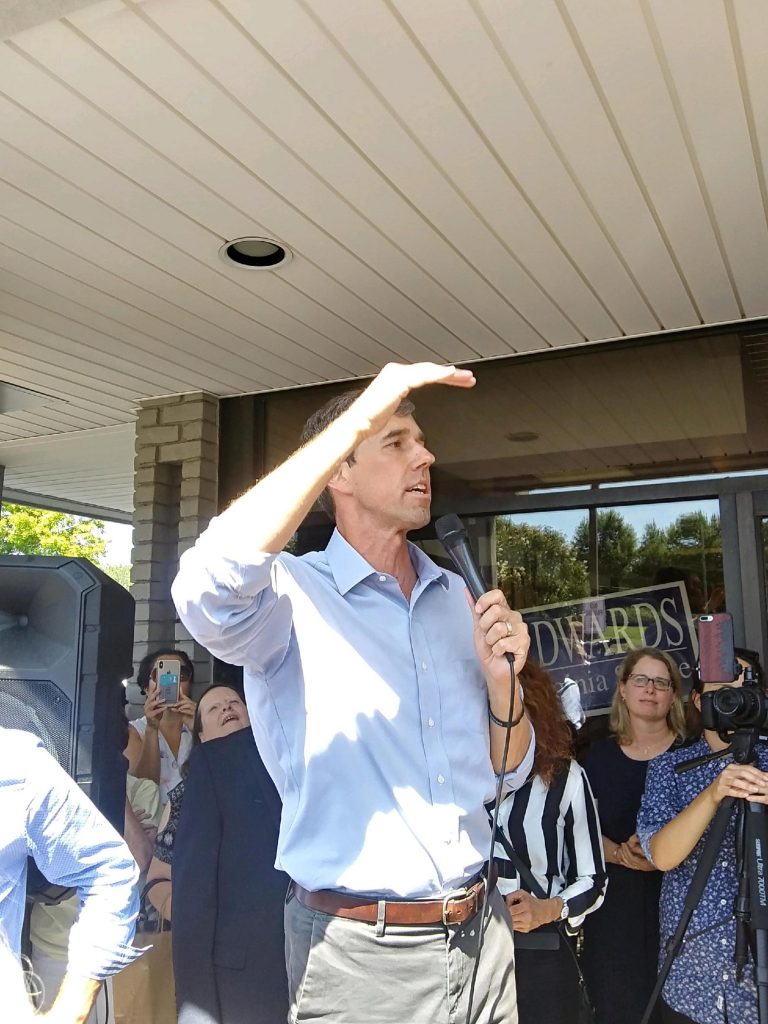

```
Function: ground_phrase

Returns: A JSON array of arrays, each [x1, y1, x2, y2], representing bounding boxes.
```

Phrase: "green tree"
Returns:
[[573, 510, 638, 593], [632, 522, 672, 585], [663, 511, 722, 600], [496, 519, 589, 608], [0, 503, 133, 589], [665, 512, 721, 562], [102, 563, 131, 588], [0, 503, 107, 560]]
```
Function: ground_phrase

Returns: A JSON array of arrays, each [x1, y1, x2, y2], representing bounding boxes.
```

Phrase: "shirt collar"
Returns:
[[325, 528, 449, 596]]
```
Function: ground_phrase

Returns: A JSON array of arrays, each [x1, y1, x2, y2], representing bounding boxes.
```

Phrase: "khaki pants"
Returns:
[[285, 886, 517, 1024]]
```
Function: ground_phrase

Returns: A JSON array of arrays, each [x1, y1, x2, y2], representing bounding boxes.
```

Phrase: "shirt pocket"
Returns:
[[435, 657, 488, 750]]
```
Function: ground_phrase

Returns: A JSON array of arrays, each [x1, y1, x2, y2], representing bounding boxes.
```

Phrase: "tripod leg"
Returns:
[[745, 800, 768, 1023], [735, 800, 751, 981], [640, 798, 735, 1024]]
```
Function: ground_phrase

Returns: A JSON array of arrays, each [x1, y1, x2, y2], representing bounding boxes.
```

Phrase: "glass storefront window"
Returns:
[[482, 499, 723, 712], [484, 499, 723, 614], [588, 499, 724, 612], [492, 510, 590, 609]]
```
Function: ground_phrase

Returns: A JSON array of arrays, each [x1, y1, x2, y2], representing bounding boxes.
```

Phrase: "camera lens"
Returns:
[[713, 688, 744, 716]]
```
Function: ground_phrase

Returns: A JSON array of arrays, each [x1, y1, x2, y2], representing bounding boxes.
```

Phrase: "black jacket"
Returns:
[[172, 727, 288, 1024]]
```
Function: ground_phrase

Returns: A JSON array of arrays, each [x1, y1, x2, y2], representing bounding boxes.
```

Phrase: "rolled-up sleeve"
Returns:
[[25, 746, 142, 980], [559, 766, 607, 929], [172, 512, 293, 672], [637, 753, 677, 867], [497, 728, 535, 795]]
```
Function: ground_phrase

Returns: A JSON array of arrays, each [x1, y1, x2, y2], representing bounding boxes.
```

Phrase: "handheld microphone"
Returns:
[[435, 513, 488, 601], [434, 511, 519, 1024]]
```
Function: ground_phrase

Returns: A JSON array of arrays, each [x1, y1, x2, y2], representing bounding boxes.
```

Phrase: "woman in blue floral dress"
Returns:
[[637, 650, 768, 1024]]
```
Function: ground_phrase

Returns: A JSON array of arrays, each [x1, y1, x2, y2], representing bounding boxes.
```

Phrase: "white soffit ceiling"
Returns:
[[0, 423, 135, 515], [1, 0, 768, 512]]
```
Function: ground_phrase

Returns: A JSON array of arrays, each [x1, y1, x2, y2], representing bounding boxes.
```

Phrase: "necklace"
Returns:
[[636, 732, 673, 757]]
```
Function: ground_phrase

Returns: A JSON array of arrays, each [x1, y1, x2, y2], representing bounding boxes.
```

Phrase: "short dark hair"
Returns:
[[299, 388, 415, 519], [136, 648, 195, 695]]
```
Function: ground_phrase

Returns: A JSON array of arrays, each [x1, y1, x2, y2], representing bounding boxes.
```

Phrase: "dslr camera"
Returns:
[[697, 613, 768, 736]]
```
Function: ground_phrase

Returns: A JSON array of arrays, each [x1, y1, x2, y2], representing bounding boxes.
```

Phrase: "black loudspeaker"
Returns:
[[0, 556, 135, 832]]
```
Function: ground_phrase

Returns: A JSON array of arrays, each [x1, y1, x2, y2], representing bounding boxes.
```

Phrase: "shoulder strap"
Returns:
[[494, 824, 548, 900], [495, 824, 594, 1009], [139, 877, 171, 929]]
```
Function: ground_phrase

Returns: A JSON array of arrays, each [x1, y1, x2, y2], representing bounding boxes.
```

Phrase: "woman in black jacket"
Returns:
[[171, 686, 288, 1024]]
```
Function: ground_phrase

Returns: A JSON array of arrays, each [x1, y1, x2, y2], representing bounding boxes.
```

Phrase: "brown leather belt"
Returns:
[[293, 869, 496, 927]]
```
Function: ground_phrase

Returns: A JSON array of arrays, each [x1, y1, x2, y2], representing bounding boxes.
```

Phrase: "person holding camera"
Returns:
[[125, 649, 197, 803], [636, 650, 768, 1024]]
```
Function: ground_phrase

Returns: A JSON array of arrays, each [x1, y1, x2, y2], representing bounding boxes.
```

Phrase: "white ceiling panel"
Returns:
[[0, 423, 135, 513], [647, 0, 768, 317], [0, 0, 766, 514], [561, 0, 740, 322]]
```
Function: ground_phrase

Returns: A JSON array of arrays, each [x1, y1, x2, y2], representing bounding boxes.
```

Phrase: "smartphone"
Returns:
[[697, 613, 739, 683], [156, 657, 181, 705]]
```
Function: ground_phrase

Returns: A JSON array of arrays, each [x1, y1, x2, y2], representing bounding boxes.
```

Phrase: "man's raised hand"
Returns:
[[353, 362, 475, 440]]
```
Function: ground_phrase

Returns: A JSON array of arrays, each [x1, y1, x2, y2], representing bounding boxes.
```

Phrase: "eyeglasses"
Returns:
[[627, 673, 673, 692]]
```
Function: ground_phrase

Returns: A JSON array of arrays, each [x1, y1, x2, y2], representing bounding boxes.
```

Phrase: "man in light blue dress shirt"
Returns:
[[173, 362, 534, 1023], [0, 727, 141, 1024]]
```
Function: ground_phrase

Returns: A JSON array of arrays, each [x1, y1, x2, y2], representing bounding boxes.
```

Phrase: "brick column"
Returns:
[[131, 392, 219, 694]]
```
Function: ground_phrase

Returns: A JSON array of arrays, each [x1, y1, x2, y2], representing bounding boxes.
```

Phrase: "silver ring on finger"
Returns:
[[505, 620, 514, 636]]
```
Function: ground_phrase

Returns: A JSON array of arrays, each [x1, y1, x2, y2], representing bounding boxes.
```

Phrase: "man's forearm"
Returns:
[[211, 363, 476, 554], [219, 407, 364, 554], [488, 681, 531, 774], [42, 975, 101, 1024], [490, 714, 532, 774]]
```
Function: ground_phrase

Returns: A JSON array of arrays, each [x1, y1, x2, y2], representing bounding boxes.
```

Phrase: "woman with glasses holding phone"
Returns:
[[125, 648, 197, 803], [581, 648, 687, 1024]]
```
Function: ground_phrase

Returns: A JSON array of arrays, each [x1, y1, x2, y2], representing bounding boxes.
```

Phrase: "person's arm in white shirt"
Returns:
[[23, 740, 141, 1021]]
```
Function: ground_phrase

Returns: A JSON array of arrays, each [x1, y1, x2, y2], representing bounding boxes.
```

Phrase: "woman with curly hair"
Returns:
[[494, 659, 606, 1024], [581, 646, 687, 1024]]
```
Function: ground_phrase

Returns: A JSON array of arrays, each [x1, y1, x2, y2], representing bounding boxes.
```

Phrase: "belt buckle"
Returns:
[[441, 886, 470, 926]]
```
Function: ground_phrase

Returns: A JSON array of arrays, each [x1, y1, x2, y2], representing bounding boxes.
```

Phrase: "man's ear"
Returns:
[[328, 460, 354, 501], [691, 689, 701, 711]]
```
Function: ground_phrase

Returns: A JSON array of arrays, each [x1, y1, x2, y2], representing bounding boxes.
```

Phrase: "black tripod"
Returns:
[[640, 728, 768, 1024]]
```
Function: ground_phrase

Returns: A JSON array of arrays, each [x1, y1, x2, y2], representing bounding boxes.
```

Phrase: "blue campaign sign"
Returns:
[[521, 583, 698, 713]]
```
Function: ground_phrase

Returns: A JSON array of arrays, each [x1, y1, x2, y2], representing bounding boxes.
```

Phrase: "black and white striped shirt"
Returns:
[[493, 759, 607, 928]]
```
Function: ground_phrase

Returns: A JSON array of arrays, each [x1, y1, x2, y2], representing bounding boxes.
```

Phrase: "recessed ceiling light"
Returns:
[[506, 431, 540, 443], [219, 236, 292, 269]]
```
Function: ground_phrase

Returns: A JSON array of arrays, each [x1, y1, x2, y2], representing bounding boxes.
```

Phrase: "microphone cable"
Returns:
[[465, 655, 517, 1024], [434, 513, 522, 1024]]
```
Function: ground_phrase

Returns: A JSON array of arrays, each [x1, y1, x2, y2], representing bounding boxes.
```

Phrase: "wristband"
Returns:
[[488, 696, 526, 729]]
